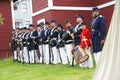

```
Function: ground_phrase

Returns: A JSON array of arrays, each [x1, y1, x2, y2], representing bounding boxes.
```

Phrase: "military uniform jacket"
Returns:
[[22, 32, 29, 47], [91, 15, 106, 53], [74, 22, 82, 46], [63, 26, 73, 44], [80, 28, 91, 49], [42, 28, 51, 44], [11, 33, 17, 51], [28, 30, 38, 51], [36, 29, 44, 45], [57, 30, 65, 48], [50, 26, 58, 47]]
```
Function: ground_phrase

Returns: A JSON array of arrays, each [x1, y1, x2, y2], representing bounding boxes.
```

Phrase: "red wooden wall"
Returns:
[[53, 0, 93, 7], [32, 0, 48, 13], [93, 0, 112, 6], [32, 0, 115, 30], [100, 5, 114, 33], [0, 0, 12, 59]]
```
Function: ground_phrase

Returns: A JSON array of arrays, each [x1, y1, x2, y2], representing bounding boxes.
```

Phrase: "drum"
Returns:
[[71, 46, 89, 63]]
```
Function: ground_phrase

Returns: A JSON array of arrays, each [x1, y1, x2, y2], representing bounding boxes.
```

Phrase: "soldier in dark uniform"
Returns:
[[28, 24, 39, 64], [12, 28, 20, 61], [50, 20, 60, 64], [91, 7, 106, 65], [10, 29, 18, 61], [16, 28, 24, 62], [42, 22, 51, 64], [36, 24, 44, 63], [21, 27, 29, 63], [71, 15, 83, 46], [64, 19, 76, 66], [56, 24, 68, 64]]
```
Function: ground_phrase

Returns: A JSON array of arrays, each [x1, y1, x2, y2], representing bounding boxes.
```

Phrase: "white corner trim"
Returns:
[[11, 0, 15, 29], [48, 0, 53, 8], [51, 6, 92, 11], [32, 1, 116, 17], [97, 1, 116, 9], [29, 0, 33, 23]]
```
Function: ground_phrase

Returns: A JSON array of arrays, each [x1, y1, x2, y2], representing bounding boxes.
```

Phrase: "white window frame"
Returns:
[[37, 18, 45, 29], [21, 2, 29, 14], [24, 20, 31, 28]]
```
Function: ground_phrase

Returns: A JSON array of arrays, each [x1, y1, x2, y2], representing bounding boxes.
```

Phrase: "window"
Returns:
[[24, 20, 30, 28], [37, 18, 45, 29], [21, 2, 28, 13]]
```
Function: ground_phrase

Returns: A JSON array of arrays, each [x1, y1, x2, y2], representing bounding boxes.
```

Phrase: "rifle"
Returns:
[[48, 37, 51, 64]]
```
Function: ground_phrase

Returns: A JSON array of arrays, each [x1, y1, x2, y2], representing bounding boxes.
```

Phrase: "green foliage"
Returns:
[[0, 57, 95, 80]]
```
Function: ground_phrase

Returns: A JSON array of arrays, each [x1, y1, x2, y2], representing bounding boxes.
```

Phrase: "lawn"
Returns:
[[0, 57, 95, 80]]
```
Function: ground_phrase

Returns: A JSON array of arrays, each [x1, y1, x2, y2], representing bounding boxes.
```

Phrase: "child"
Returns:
[[79, 22, 93, 68]]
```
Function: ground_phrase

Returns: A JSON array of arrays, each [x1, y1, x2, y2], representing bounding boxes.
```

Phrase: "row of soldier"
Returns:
[[10, 7, 106, 68]]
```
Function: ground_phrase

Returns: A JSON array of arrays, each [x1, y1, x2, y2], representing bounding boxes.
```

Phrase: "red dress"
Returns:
[[80, 28, 91, 49]]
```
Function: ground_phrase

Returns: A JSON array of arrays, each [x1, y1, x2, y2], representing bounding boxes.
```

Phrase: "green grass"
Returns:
[[0, 57, 95, 80]]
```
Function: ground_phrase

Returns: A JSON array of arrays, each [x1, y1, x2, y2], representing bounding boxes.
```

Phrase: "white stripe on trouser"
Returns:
[[29, 50, 34, 63], [38, 45, 43, 63], [44, 44, 49, 64], [65, 44, 76, 65], [59, 47, 68, 64], [14, 51, 17, 60], [23, 47, 28, 63], [52, 47, 59, 64], [94, 51, 101, 65], [43, 45, 46, 63], [34, 50, 40, 63], [57, 49, 61, 63], [18, 50, 21, 61], [79, 48, 93, 68], [19, 50, 23, 62]]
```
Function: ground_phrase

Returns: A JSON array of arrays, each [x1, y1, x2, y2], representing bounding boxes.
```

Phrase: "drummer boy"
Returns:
[[79, 22, 93, 68]]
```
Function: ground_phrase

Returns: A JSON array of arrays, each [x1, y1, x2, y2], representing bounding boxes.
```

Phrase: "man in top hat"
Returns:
[[64, 19, 76, 66], [50, 20, 60, 64], [91, 7, 106, 65], [56, 24, 68, 64]]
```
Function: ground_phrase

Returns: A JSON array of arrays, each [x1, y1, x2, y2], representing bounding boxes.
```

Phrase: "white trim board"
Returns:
[[32, 0, 116, 17], [11, 0, 15, 29]]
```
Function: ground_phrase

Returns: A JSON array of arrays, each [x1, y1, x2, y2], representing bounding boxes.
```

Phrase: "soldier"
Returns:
[[50, 20, 60, 64], [22, 27, 29, 63], [71, 15, 83, 46], [28, 24, 39, 64], [16, 28, 24, 62], [79, 22, 93, 68], [91, 7, 106, 65], [64, 19, 76, 66], [57, 24, 68, 65], [36, 24, 44, 63], [10, 29, 17, 61], [12, 28, 20, 61], [42, 22, 51, 64]]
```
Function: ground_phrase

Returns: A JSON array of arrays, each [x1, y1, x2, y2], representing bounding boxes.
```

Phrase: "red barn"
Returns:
[[32, 0, 115, 31], [0, 0, 14, 59]]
